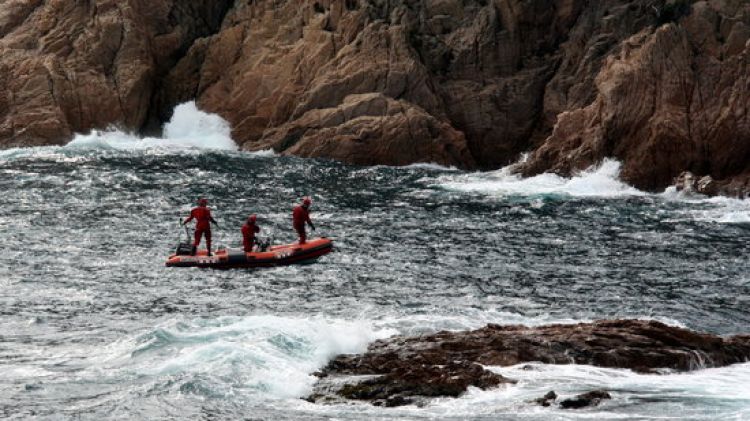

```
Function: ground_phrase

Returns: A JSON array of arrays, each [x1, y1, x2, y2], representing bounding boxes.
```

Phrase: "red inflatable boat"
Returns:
[[165, 237, 333, 268]]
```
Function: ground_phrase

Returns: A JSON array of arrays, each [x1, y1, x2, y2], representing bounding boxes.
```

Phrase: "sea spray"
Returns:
[[103, 316, 395, 399], [161, 102, 237, 151], [434, 158, 750, 222], [0, 101, 239, 161], [3, 122, 750, 419], [65, 102, 238, 151], [661, 186, 750, 223], [435, 159, 645, 198]]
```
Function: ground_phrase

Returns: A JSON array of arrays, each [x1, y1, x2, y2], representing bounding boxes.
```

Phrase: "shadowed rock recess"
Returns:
[[2, 0, 750, 192], [307, 319, 750, 407]]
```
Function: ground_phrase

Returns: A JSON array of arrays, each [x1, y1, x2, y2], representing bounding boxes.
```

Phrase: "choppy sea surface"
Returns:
[[1, 103, 749, 420]]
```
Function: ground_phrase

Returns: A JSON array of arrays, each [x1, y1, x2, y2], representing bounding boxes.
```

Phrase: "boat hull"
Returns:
[[165, 237, 333, 269]]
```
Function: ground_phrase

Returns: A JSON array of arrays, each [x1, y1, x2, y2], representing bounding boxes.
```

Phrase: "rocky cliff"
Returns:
[[1, 0, 749, 193], [0, 0, 232, 146]]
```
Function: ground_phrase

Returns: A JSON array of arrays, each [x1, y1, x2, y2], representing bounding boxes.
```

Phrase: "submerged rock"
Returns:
[[309, 319, 750, 406], [559, 390, 612, 409], [533, 390, 558, 407]]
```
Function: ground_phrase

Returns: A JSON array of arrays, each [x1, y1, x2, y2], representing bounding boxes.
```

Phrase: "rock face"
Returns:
[[2, 0, 750, 192], [308, 319, 750, 406], [0, 0, 231, 146], [520, 0, 750, 194], [182, 0, 657, 169]]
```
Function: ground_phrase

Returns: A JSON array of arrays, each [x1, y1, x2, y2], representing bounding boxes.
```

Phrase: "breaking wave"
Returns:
[[96, 316, 393, 400], [0, 102, 239, 162], [435, 159, 645, 198], [66, 102, 238, 151], [661, 187, 750, 224]]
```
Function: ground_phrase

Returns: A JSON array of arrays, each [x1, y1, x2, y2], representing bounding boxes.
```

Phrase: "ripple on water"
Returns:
[[1, 143, 749, 419]]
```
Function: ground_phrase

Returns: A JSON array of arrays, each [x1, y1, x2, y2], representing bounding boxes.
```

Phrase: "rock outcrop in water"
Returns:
[[2, 0, 750, 193], [307, 319, 750, 407], [674, 170, 750, 198]]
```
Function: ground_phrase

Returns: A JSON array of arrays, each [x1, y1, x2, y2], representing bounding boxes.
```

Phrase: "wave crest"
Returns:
[[435, 159, 645, 198]]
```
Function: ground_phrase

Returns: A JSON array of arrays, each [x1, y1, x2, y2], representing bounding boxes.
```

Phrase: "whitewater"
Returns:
[[1, 103, 749, 420]]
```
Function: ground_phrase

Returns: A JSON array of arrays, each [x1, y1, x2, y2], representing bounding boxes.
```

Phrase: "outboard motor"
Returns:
[[175, 221, 196, 256], [257, 237, 272, 252]]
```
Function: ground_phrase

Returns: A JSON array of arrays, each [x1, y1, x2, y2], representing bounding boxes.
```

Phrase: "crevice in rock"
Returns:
[[140, 0, 235, 136]]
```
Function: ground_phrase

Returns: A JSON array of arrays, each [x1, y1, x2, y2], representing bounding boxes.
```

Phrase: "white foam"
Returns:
[[436, 159, 645, 198], [103, 315, 394, 399], [294, 361, 750, 419], [661, 187, 750, 224], [65, 101, 237, 151], [402, 162, 460, 171], [0, 102, 238, 162]]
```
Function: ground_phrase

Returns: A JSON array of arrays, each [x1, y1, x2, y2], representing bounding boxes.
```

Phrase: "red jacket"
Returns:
[[242, 223, 260, 252], [292, 205, 311, 229], [185, 206, 213, 230]]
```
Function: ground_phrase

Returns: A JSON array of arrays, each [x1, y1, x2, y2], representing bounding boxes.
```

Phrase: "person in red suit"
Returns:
[[292, 196, 315, 244], [182, 198, 218, 255], [242, 214, 261, 252]]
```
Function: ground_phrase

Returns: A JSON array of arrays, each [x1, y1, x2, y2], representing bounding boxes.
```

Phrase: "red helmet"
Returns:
[[198, 198, 208, 206], [302, 196, 312, 206], [247, 214, 257, 224]]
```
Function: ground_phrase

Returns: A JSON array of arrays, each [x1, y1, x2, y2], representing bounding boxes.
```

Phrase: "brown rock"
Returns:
[[674, 171, 718, 196], [0, 0, 232, 146], [258, 93, 474, 167], [3, 0, 750, 194], [309, 360, 515, 407], [311, 319, 750, 406], [521, 1, 750, 192], [174, 0, 663, 168]]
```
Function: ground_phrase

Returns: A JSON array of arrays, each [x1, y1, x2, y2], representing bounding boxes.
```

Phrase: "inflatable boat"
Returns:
[[165, 237, 333, 269]]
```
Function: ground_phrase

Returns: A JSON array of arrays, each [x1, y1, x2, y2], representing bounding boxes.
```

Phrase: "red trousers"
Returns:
[[294, 225, 306, 244], [194, 228, 212, 252]]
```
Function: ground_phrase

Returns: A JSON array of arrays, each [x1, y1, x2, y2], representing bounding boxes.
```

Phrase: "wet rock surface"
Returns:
[[308, 319, 750, 406], [674, 171, 750, 198], [2, 1, 750, 192], [533, 390, 558, 407], [559, 390, 612, 409]]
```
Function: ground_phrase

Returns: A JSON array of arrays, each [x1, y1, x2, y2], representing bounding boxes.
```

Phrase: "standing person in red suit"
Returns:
[[182, 198, 219, 255], [242, 214, 261, 252], [292, 196, 315, 244]]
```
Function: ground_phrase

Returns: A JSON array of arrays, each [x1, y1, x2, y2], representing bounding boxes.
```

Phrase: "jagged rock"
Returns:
[[674, 171, 719, 196], [672, 170, 750, 197], [521, 1, 750, 192], [188, 0, 666, 169], [258, 93, 474, 167], [712, 172, 750, 198], [309, 319, 750, 406], [533, 390, 558, 407], [559, 390, 612, 409], [674, 171, 697, 193], [0, 0, 232, 146], [2, 1, 750, 193], [308, 361, 515, 407]]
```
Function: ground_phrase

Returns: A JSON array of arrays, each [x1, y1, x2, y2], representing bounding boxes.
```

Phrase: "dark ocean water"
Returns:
[[1, 118, 749, 420]]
